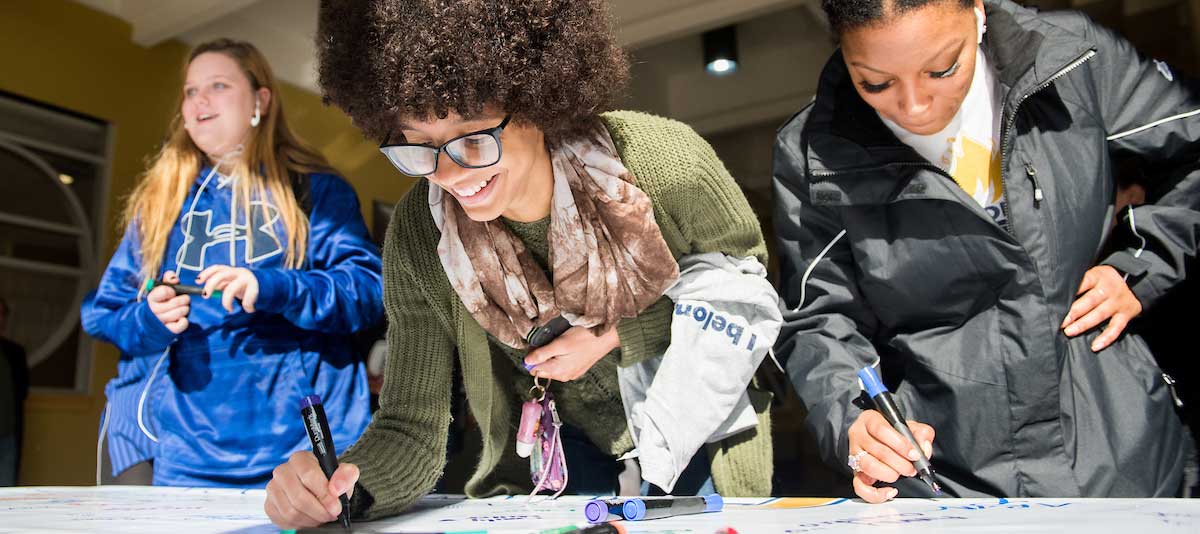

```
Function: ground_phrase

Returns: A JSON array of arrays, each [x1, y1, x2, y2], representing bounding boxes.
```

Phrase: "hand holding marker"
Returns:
[[145, 278, 222, 299], [148, 266, 259, 314], [143, 272, 195, 334], [300, 395, 352, 532], [857, 366, 942, 496]]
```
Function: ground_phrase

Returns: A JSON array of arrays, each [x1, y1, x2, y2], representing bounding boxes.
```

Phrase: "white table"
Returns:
[[0, 487, 1196, 533]]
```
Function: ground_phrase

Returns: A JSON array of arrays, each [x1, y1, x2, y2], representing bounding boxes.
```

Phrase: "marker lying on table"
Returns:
[[583, 499, 623, 524], [300, 395, 352, 532], [623, 495, 723, 521], [584, 495, 723, 523], [856, 366, 943, 496], [144, 278, 221, 299]]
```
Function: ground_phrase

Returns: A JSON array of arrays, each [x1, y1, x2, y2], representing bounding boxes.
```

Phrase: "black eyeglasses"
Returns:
[[379, 115, 511, 177]]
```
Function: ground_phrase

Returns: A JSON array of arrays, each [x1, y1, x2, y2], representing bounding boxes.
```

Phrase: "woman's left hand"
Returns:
[[524, 326, 620, 382], [1062, 265, 1142, 352], [196, 265, 260, 313]]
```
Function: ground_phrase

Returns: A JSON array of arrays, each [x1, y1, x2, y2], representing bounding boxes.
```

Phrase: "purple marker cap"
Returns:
[[299, 394, 323, 411], [584, 499, 609, 524]]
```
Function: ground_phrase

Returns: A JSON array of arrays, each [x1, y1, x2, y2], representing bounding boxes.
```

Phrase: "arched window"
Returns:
[[0, 92, 110, 392]]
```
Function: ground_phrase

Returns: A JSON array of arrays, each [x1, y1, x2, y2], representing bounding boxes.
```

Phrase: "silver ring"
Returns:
[[847, 450, 869, 473]]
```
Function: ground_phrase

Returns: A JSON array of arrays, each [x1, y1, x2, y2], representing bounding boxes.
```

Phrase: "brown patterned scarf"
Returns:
[[429, 126, 679, 349]]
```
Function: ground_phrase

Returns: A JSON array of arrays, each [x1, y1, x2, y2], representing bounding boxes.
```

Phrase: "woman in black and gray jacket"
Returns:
[[775, 0, 1198, 501]]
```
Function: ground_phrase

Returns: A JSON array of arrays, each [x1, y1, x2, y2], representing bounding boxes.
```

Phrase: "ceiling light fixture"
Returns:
[[703, 25, 739, 76]]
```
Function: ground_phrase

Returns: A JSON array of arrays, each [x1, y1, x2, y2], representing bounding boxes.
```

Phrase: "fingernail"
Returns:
[[523, 362, 536, 372], [886, 488, 898, 500], [907, 449, 919, 461], [922, 441, 933, 456], [1091, 341, 1102, 352], [1064, 326, 1076, 336]]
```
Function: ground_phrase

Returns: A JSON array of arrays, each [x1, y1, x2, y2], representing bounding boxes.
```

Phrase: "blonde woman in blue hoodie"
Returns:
[[84, 39, 382, 487]]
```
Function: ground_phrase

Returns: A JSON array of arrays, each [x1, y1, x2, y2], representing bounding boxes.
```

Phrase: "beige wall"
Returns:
[[624, 6, 832, 135], [0, 0, 413, 485]]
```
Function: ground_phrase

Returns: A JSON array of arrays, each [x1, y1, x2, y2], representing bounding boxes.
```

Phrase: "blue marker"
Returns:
[[857, 366, 943, 496], [623, 494, 722, 521]]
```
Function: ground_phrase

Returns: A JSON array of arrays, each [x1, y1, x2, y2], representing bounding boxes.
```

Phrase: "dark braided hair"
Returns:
[[316, 0, 629, 142], [822, 0, 975, 35]]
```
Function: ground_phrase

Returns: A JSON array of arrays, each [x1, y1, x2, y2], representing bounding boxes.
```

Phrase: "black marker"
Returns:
[[857, 366, 943, 496], [144, 278, 222, 299], [300, 394, 352, 532]]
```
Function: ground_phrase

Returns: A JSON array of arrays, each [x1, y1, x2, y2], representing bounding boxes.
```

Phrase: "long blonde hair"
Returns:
[[122, 39, 332, 282]]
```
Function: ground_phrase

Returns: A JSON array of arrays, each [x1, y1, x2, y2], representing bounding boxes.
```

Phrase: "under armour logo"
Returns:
[[176, 201, 284, 271]]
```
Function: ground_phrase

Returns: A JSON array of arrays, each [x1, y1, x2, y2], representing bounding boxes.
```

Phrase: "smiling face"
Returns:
[[840, 0, 981, 135], [181, 52, 270, 159], [396, 111, 554, 223]]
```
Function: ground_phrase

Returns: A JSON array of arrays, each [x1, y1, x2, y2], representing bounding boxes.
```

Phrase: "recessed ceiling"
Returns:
[[73, 0, 831, 134], [76, 0, 811, 93]]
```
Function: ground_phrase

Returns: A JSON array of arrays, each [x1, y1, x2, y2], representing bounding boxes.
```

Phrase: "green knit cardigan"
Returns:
[[343, 110, 774, 520]]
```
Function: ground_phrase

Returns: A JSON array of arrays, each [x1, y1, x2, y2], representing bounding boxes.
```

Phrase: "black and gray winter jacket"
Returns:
[[774, 0, 1196, 497]]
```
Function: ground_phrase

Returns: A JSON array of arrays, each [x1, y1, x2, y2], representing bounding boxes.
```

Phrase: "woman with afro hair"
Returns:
[[265, 0, 776, 528]]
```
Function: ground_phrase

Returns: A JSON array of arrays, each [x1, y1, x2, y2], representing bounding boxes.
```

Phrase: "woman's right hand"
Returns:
[[147, 270, 190, 334], [846, 410, 935, 503], [265, 451, 359, 530]]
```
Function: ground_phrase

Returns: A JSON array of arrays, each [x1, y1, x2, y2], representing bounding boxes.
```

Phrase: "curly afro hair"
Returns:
[[316, 0, 630, 142]]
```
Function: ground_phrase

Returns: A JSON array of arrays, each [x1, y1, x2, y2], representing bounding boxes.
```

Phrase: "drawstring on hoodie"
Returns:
[[135, 148, 244, 444]]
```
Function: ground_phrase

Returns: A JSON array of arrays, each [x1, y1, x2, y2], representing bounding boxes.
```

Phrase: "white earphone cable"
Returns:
[[794, 229, 848, 312], [136, 348, 170, 444], [96, 401, 111, 485]]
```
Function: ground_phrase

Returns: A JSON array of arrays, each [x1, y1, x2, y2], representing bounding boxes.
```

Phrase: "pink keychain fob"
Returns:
[[517, 398, 542, 458]]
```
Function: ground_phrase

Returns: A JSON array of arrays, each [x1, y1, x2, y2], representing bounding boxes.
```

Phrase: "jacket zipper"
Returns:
[[1024, 162, 1043, 207], [998, 49, 1097, 231], [1163, 373, 1184, 408]]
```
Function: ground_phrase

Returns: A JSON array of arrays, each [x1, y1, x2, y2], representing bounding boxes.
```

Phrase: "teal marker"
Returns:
[[144, 278, 221, 299]]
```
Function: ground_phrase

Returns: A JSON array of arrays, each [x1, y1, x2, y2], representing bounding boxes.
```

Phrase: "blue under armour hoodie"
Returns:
[[83, 167, 382, 487]]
